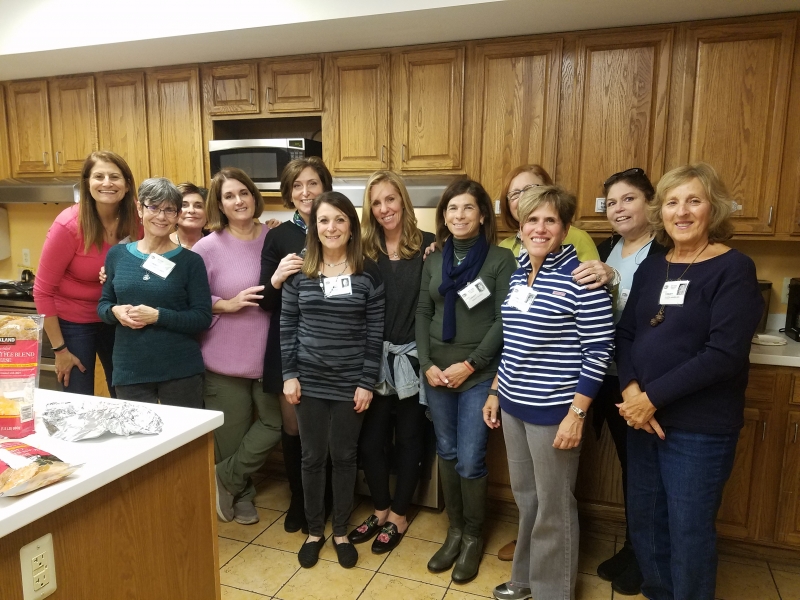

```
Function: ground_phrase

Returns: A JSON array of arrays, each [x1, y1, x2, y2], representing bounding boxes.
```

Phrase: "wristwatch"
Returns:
[[466, 357, 478, 370], [487, 389, 498, 397], [570, 404, 587, 419]]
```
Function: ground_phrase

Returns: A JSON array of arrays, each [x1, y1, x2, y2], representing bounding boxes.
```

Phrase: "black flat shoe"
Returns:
[[371, 522, 404, 554], [298, 537, 325, 568], [333, 539, 358, 568], [347, 514, 381, 544], [597, 543, 636, 581]]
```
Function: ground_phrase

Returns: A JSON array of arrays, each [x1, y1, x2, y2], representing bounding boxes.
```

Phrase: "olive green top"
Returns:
[[499, 225, 600, 263]]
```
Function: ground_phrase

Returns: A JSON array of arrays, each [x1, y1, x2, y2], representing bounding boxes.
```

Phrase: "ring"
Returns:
[[595, 273, 600, 282]]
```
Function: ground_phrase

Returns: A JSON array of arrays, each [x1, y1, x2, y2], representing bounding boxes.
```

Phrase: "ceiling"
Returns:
[[1, 0, 799, 80]]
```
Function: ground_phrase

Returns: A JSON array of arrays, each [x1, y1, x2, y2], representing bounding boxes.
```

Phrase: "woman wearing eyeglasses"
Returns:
[[98, 177, 212, 407]]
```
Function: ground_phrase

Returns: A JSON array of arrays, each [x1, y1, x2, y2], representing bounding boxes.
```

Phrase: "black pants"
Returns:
[[116, 373, 204, 409], [295, 395, 364, 537], [358, 393, 426, 516]]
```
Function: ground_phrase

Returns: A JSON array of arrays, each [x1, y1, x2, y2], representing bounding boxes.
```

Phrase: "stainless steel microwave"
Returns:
[[208, 138, 322, 191]]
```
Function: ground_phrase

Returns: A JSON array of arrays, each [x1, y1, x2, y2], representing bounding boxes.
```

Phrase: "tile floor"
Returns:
[[217, 476, 800, 600]]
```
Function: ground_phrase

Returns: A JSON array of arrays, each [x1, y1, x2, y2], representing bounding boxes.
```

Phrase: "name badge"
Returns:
[[323, 275, 352, 297], [458, 277, 491, 309], [142, 253, 176, 279], [507, 285, 536, 312], [659, 280, 689, 306], [618, 288, 631, 311]]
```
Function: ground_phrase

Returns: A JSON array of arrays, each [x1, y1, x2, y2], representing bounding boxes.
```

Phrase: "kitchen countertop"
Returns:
[[750, 329, 800, 368], [0, 389, 223, 538]]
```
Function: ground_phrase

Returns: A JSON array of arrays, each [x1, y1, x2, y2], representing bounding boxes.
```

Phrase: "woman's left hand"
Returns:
[[353, 387, 373, 413], [571, 260, 614, 290], [553, 412, 584, 450], [442, 362, 471, 389], [482, 396, 501, 429], [126, 305, 160, 325], [617, 384, 657, 427]]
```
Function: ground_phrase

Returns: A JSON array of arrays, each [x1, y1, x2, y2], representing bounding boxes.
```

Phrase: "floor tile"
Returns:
[[483, 519, 519, 556], [218, 537, 247, 567], [772, 569, 800, 600], [770, 560, 800, 574], [318, 536, 389, 571], [252, 514, 307, 553], [406, 507, 450, 544], [576, 572, 613, 599], [611, 591, 646, 599], [218, 507, 284, 543], [715, 559, 779, 600], [449, 553, 512, 598], [360, 572, 446, 600], [253, 478, 292, 511], [443, 590, 486, 600], [347, 497, 375, 527], [221, 585, 270, 599], [275, 559, 374, 600], [379, 535, 453, 587], [578, 535, 616, 576], [220, 544, 300, 596]]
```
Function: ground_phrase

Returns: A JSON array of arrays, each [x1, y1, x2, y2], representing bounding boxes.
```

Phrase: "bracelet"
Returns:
[[487, 389, 498, 397], [463, 360, 475, 373], [608, 267, 621, 288], [53, 344, 69, 354], [570, 404, 587, 419]]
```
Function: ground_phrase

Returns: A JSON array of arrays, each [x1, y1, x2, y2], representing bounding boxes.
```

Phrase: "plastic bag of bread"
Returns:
[[0, 314, 42, 439], [0, 441, 79, 497]]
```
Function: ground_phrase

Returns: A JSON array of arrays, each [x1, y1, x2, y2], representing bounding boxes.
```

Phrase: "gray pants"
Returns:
[[502, 411, 581, 600], [204, 370, 283, 502]]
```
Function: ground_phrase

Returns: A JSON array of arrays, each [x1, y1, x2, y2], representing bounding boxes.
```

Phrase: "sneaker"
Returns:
[[493, 582, 532, 600], [233, 500, 259, 525], [215, 470, 234, 523]]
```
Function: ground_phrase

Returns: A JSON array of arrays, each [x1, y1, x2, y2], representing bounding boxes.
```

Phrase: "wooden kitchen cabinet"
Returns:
[[146, 67, 205, 185], [203, 61, 259, 116], [96, 71, 150, 185], [48, 75, 98, 174], [0, 85, 11, 179], [323, 52, 391, 172], [5, 79, 54, 174], [666, 19, 796, 235], [260, 57, 322, 114], [776, 410, 800, 546]]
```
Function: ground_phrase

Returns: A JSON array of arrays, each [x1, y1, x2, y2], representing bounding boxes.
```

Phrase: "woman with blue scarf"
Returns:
[[416, 178, 516, 583]]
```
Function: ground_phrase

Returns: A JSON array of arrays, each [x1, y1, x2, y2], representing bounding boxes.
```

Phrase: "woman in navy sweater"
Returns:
[[616, 163, 763, 600]]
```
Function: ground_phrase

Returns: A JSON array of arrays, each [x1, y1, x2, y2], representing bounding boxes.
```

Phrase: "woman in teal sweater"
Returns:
[[98, 177, 212, 408]]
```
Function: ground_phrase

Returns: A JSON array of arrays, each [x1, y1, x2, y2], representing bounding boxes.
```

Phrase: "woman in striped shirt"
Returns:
[[484, 185, 614, 600]]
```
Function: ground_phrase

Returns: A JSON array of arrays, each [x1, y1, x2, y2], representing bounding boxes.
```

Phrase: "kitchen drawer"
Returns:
[[792, 373, 800, 406], [746, 368, 778, 403]]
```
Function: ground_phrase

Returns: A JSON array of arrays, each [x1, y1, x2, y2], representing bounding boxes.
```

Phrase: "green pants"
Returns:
[[204, 370, 282, 502]]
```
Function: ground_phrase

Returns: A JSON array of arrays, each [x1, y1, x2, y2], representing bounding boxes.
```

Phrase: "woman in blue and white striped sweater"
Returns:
[[483, 185, 614, 600]]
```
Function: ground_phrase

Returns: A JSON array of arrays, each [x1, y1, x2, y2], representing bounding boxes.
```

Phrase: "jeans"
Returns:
[[627, 426, 739, 600], [58, 319, 115, 397], [294, 395, 365, 537], [424, 378, 491, 479], [116, 374, 204, 409]]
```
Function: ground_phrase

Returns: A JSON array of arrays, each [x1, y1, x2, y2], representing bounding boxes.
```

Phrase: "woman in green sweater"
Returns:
[[416, 179, 516, 583], [98, 177, 212, 407]]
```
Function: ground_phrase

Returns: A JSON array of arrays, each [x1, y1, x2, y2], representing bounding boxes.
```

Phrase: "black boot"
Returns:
[[597, 540, 636, 581], [281, 429, 308, 534], [451, 475, 487, 583], [428, 458, 464, 573], [611, 545, 643, 596]]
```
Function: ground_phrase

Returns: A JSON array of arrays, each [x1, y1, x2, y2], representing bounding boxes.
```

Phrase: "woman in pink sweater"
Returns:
[[192, 167, 280, 527], [34, 151, 139, 395]]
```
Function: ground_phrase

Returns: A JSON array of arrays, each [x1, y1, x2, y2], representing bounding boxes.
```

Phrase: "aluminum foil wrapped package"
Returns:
[[41, 400, 163, 442]]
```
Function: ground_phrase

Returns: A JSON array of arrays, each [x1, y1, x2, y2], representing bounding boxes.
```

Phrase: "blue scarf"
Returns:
[[438, 234, 489, 342]]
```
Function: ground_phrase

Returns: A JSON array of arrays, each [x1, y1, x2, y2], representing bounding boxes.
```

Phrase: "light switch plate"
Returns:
[[595, 198, 606, 213], [19, 533, 57, 600]]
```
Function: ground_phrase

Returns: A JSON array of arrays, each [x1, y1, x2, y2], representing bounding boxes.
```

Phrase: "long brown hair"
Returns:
[[302, 192, 365, 278], [360, 170, 423, 261], [500, 164, 554, 230], [206, 167, 264, 231], [434, 179, 497, 249], [78, 151, 139, 252]]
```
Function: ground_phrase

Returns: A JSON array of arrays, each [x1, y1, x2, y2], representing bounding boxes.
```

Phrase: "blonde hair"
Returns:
[[360, 171, 423, 261], [649, 163, 734, 248], [517, 185, 576, 228], [302, 192, 365, 278], [206, 168, 264, 232]]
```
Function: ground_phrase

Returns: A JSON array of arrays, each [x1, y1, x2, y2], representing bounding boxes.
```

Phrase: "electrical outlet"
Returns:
[[494, 199, 501, 215], [19, 533, 57, 599], [595, 198, 606, 213], [782, 277, 791, 304], [21, 248, 31, 267]]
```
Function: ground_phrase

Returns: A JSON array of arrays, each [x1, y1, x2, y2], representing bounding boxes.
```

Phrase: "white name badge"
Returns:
[[618, 288, 631, 311], [659, 280, 690, 306], [142, 253, 176, 279], [458, 277, 491, 309], [323, 275, 352, 297], [507, 285, 536, 312]]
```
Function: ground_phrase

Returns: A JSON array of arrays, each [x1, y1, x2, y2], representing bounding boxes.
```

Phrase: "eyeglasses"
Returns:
[[603, 168, 645, 188], [506, 183, 540, 202], [143, 204, 179, 218]]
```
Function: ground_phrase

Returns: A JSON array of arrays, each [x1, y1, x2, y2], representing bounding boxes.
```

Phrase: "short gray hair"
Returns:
[[138, 177, 182, 211]]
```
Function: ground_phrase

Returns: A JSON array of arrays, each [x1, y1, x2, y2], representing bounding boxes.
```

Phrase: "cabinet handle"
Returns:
[[56, 151, 61, 165], [762, 421, 767, 441], [267, 87, 273, 104], [249, 89, 254, 105], [402, 144, 406, 162], [42, 152, 48, 166], [794, 422, 798, 444], [768, 206, 773, 227], [381, 146, 386, 164]]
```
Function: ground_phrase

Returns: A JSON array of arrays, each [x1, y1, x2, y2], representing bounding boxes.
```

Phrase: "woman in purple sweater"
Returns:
[[193, 167, 280, 527]]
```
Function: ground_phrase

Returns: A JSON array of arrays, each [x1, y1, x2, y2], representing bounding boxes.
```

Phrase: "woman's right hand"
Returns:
[[271, 253, 304, 289], [483, 396, 501, 429], [284, 378, 301, 404], [425, 365, 449, 388], [55, 350, 86, 388], [112, 304, 146, 329], [98, 266, 107, 284]]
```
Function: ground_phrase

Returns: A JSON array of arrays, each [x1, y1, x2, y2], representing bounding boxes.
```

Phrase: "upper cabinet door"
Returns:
[[203, 62, 259, 116], [6, 80, 54, 175], [96, 71, 150, 186], [393, 48, 464, 171], [668, 19, 796, 234], [323, 53, 390, 172], [49, 75, 98, 174], [0, 85, 11, 179], [566, 29, 673, 231], [261, 58, 322, 114], [146, 67, 205, 185], [469, 38, 563, 217]]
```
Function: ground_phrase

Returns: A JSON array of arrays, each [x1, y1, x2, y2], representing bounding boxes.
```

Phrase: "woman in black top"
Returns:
[[258, 157, 333, 534], [346, 171, 435, 554]]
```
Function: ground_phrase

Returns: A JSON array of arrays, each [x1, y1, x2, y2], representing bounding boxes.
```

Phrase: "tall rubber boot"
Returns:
[[452, 475, 487, 583], [428, 457, 464, 572], [281, 428, 308, 533]]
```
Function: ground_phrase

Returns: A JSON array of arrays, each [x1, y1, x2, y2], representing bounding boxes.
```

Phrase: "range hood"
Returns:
[[0, 178, 80, 204], [332, 175, 460, 208]]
